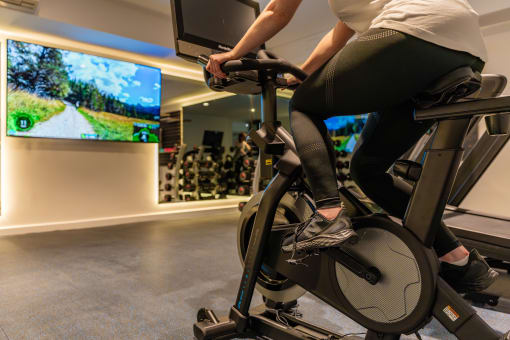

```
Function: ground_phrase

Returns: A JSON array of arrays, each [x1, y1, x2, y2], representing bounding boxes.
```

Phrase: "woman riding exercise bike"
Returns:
[[207, 0, 498, 294]]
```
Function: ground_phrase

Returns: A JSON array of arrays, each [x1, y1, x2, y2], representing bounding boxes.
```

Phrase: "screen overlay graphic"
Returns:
[[325, 115, 367, 153], [7, 40, 161, 142]]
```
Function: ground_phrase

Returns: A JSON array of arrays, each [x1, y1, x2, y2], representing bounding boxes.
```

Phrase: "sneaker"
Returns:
[[281, 211, 359, 254], [440, 249, 499, 294]]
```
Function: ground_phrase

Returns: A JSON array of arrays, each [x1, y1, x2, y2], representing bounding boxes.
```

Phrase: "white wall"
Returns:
[[38, 0, 173, 50], [0, 8, 240, 235], [460, 20, 510, 216]]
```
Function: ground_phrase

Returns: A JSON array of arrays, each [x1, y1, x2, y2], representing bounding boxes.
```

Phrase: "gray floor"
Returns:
[[0, 209, 507, 339]]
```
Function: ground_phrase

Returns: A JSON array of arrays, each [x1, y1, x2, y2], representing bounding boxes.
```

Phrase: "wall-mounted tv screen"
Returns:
[[325, 115, 368, 153], [7, 40, 161, 143]]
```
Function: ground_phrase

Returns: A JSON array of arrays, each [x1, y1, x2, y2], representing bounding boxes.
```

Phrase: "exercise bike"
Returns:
[[193, 50, 510, 340]]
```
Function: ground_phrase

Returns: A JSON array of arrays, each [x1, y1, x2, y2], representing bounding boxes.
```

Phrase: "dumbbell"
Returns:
[[167, 162, 175, 170], [239, 171, 252, 182], [162, 195, 172, 202], [243, 158, 255, 169], [201, 182, 217, 190], [217, 182, 228, 193], [164, 183, 173, 191], [200, 160, 214, 168], [183, 183, 197, 191], [199, 170, 215, 178], [165, 173, 173, 181], [336, 160, 350, 170], [224, 155, 233, 169], [337, 173, 348, 182], [184, 171, 195, 179], [237, 185, 250, 196]]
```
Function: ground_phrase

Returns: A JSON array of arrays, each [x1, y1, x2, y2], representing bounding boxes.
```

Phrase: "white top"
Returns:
[[328, 0, 488, 62]]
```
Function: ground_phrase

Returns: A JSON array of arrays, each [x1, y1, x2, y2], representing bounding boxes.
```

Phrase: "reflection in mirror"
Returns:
[[179, 94, 288, 200], [158, 75, 206, 204]]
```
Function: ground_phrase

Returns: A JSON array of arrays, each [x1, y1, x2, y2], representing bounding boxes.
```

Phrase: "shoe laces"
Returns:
[[285, 212, 321, 266]]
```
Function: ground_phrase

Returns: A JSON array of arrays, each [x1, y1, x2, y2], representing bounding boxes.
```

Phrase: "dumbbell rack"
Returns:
[[331, 136, 356, 187], [237, 155, 257, 196], [159, 144, 187, 203], [180, 147, 203, 201], [219, 153, 238, 195]]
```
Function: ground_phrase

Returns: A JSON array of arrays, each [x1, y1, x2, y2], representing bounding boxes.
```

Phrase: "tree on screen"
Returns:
[[8, 41, 158, 121], [8, 41, 70, 99]]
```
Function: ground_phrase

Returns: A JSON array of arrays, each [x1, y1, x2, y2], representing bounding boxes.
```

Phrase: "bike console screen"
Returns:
[[171, 0, 262, 61]]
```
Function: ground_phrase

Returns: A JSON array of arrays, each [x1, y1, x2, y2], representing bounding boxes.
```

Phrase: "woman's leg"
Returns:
[[350, 108, 462, 257], [286, 28, 483, 253]]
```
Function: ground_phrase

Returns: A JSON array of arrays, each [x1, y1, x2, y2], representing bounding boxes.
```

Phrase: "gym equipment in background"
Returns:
[[399, 75, 510, 308], [159, 144, 187, 203]]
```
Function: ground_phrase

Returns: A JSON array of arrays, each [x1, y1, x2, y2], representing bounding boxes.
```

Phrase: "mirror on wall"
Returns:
[[157, 86, 373, 204], [158, 75, 206, 204], [158, 92, 290, 204], [179, 95, 290, 201]]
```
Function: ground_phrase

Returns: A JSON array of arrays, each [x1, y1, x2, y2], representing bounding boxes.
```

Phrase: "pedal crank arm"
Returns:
[[327, 248, 381, 285]]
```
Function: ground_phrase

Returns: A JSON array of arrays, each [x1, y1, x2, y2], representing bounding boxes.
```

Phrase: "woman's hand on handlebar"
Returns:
[[287, 74, 304, 87], [206, 52, 236, 79]]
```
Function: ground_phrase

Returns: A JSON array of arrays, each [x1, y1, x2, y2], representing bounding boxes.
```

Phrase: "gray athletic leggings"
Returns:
[[290, 28, 484, 256]]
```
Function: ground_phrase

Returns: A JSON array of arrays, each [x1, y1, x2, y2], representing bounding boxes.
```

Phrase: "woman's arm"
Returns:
[[288, 21, 355, 84], [207, 0, 302, 78]]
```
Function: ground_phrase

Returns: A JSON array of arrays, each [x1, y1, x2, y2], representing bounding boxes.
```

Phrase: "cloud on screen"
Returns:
[[63, 52, 139, 97], [140, 97, 154, 104]]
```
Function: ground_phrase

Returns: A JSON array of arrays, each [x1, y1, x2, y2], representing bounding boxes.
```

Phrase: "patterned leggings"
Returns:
[[290, 28, 484, 256]]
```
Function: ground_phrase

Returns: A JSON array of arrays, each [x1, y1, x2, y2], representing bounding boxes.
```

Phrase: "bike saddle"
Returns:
[[414, 66, 482, 109]]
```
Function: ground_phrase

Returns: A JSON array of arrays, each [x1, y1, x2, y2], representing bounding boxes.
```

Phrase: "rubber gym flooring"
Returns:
[[0, 208, 507, 339]]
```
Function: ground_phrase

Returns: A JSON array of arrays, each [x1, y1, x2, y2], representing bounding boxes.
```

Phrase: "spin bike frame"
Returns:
[[195, 52, 510, 340]]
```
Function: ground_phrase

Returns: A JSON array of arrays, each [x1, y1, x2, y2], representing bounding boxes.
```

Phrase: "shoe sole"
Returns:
[[282, 229, 359, 253], [453, 268, 499, 294]]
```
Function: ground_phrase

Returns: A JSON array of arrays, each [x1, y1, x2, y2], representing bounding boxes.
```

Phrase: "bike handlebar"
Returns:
[[197, 52, 308, 82], [221, 59, 308, 81]]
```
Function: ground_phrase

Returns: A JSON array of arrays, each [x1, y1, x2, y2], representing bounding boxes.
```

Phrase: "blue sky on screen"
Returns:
[[324, 116, 357, 131], [63, 51, 161, 107], [8, 40, 161, 108], [324, 115, 368, 131]]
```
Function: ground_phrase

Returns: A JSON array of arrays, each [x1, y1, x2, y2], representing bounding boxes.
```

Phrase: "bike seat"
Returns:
[[413, 66, 482, 109], [466, 73, 507, 100]]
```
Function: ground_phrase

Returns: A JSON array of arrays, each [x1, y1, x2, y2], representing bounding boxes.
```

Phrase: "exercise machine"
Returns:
[[171, 1, 510, 339], [401, 76, 510, 305]]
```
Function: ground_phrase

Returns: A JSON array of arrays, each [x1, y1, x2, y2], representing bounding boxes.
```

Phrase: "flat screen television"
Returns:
[[7, 40, 161, 143], [171, 0, 263, 61], [203, 130, 223, 148]]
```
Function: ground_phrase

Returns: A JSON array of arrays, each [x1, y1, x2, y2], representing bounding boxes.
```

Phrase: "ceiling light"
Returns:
[[203, 102, 210, 107], [250, 108, 255, 112]]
